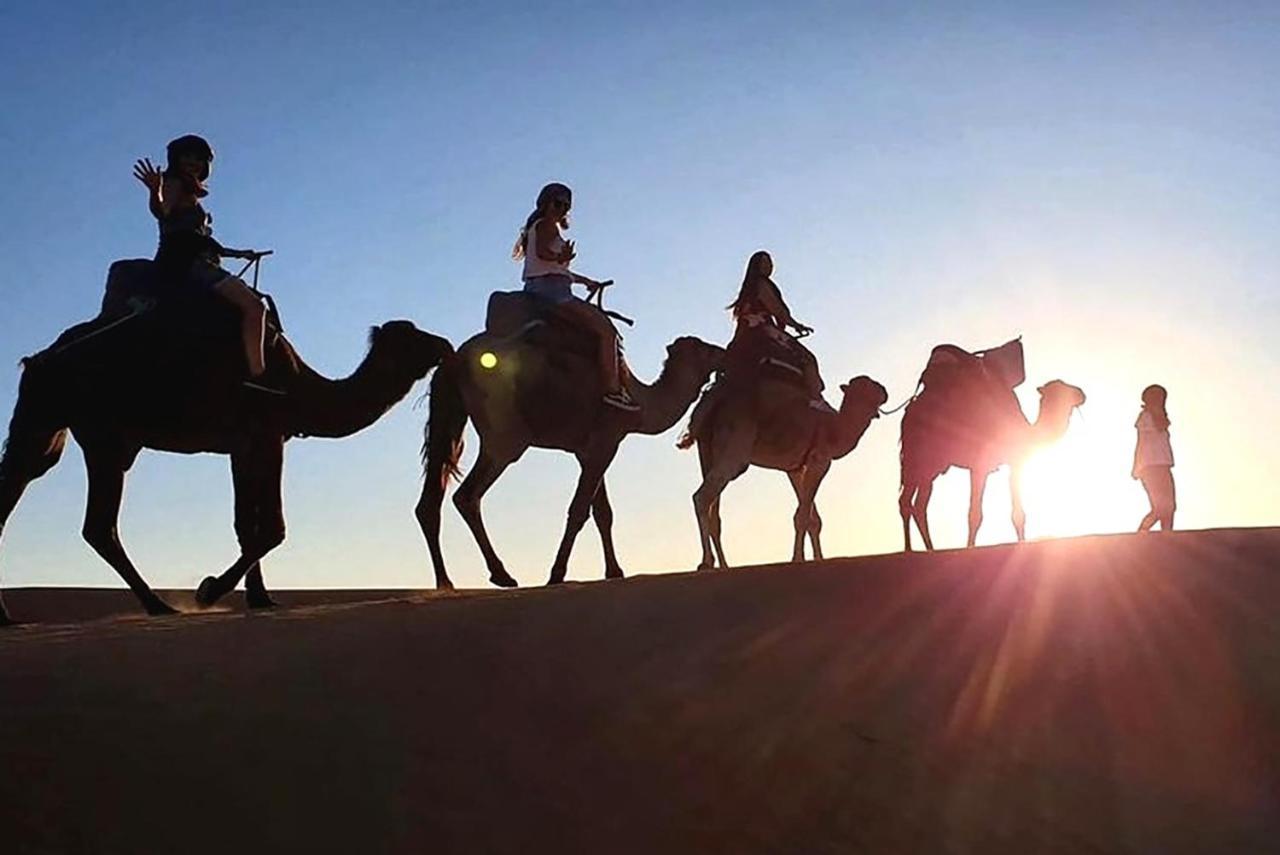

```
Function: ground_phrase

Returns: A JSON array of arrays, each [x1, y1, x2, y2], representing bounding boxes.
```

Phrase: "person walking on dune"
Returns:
[[1132, 384, 1176, 531]]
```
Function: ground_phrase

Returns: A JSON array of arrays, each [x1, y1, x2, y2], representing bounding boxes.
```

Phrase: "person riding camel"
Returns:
[[678, 250, 825, 448], [512, 182, 639, 412], [132, 135, 283, 394]]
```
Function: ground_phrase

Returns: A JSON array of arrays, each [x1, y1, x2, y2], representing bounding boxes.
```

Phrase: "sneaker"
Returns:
[[603, 388, 640, 412]]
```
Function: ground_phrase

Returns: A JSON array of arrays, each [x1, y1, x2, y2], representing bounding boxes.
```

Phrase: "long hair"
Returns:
[[727, 250, 773, 319], [1141, 384, 1170, 430], [512, 182, 572, 260]]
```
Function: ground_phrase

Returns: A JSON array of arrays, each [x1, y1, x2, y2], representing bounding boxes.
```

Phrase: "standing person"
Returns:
[[132, 134, 280, 392], [512, 182, 638, 411], [1132, 384, 1176, 531]]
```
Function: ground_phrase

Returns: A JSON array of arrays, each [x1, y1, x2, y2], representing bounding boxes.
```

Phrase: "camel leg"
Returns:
[[224, 449, 278, 610], [196, 442, 287, 607], [788, 461, 831, 563], [898, 482, 915, 552], [697, 440, 729, 569], [548, 443, 620, 585], [912, 480, 936, 552], [1010, 463, 1027, 542], [453, 446, 520, 589], [243, 563, 274, 609], [708, 495, 728, 570], [589, 477, 624, 580], [0, 424, 69, 625], [967, 469, 989, 548], [79, 443, 176, 616]]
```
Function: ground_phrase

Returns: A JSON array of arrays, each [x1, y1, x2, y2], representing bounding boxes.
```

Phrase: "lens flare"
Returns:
[[479, 352, 499, 370]]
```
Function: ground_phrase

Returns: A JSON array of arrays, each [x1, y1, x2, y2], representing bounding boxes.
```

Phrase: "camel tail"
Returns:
[[0, 359, 70, 493], [422, 357, 467, 487]]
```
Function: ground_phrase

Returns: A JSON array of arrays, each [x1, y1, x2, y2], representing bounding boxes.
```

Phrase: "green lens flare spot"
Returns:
[[479, 352, 499, 370]]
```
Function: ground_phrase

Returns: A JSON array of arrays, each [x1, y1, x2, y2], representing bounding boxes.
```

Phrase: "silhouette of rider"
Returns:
[[512, 183, 638, 412], [133, 135, 283, 394], [678, 251, 824, 448]]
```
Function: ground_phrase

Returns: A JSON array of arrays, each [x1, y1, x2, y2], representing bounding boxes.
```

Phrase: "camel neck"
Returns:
[[828, 404, 879, 460], [288, 347, 419, 439], [1030, 399, 1074, 446], [631, 361, 709, 436]]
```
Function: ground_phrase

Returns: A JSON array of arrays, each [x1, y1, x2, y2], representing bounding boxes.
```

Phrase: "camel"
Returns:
[[0, 297, 452, 625], [417, 329, 724, 588], [899, 375, 1086, 552], [688, 375, 888, 570]]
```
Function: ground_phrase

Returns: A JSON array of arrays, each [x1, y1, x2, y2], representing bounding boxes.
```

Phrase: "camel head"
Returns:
[[368, 321, 454, 380], [1036, 379, 1087, 412], [665, 336, 725, 381], [838, 375, 889, 418]]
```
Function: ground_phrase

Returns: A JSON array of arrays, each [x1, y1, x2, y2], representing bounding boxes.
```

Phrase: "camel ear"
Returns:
[[1037, 384, 1046, 395]]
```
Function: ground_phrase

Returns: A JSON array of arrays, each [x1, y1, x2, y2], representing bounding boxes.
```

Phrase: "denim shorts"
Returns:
[[523, 274, 575, 305]]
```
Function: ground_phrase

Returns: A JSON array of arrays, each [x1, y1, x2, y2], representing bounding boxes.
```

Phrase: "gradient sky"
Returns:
[[1, 1, 1277, 591]]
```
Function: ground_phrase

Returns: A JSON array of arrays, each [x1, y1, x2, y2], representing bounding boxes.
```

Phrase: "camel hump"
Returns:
[[484, 290, 611, 362], [103, 258, 160, 318], [485, 291, 540, 338], [923, 338, 1024, 391]]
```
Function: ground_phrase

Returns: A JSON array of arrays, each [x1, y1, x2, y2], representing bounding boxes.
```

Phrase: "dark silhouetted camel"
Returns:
[[899, 374, 1085, 551], [0, 303, 451, 625], [687, 375, 887, 569], [418, 330, 723, 588]]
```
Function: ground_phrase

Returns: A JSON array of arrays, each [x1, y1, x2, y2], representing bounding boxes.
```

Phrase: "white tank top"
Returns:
[[522, 219, 571, 281]]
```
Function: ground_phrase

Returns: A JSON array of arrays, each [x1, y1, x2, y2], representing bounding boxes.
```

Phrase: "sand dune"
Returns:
[[2, 528, 1278, 853]]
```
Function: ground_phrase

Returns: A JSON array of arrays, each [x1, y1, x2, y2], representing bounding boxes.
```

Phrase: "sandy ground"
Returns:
[[2, 527, 1278, 854]]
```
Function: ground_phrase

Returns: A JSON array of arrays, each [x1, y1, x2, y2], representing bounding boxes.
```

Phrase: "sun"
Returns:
[[1018, 405, 1145, 540]]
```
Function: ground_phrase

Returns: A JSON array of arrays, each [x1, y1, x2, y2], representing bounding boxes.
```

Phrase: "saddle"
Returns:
[[920, 337, 1024, 394], [34, 259, 284, 366], [484, 290, 619, 361]]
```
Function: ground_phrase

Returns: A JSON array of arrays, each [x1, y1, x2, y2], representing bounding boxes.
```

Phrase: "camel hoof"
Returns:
[[697, 562, 716, 572], [545, 577, 565, 587], [246, 594, 278, 611], [489, 570, 518, 589], [604, 567, 625, 580], [435, 579, 455, 591], [195, 577, 222, 608], [144, 599, 179, 617], [0, 613, 17, 628]]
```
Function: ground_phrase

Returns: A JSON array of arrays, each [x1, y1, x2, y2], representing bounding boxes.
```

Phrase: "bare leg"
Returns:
[[80, 444, 176, 616], [0, 424, 69, 625], [1010, 463, 1027, 542], [549, 443, 620, 584], [555, 301, 621, 393], [967, 468, 989, 548], [589, 477, 624, 579], [454, 445, 520, 588], [214, 277, 268, 377], [913, 480, 936, 551], [196, 442, 286, 606]]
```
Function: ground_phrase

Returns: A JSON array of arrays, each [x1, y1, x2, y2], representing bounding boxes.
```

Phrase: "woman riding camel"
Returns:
[[678, 250, 824, 448], [513, 182, 638, 412], [132, 134, 281, 393]]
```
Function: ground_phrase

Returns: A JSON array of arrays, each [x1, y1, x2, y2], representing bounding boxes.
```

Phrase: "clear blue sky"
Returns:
[[1, 1, 1277, 590]]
